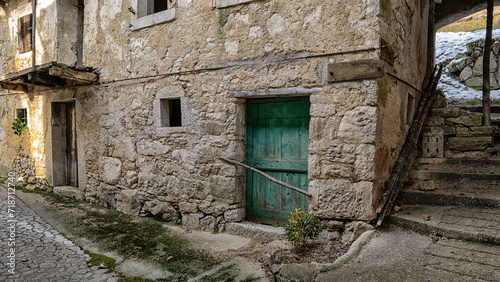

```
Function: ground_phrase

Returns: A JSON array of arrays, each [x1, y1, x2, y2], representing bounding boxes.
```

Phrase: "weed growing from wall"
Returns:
[[12, 118, 28, 150]]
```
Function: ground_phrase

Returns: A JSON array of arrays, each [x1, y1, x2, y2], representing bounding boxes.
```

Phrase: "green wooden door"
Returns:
[[246, 97, 310, 223]]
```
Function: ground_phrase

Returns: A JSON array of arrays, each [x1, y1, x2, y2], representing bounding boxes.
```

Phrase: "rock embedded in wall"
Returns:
[[99, 157, 122, 185], [0, 126, 5, 141], [337, 106, 377, 143]]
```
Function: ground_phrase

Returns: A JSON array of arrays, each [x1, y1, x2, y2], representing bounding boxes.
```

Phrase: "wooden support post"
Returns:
[[483, 0, 493, 126], [32, 0, 36, 70], [220, 157, 312, 198]]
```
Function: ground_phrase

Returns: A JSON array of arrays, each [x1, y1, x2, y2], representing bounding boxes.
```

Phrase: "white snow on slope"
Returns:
[[436, 29, 500, 100]]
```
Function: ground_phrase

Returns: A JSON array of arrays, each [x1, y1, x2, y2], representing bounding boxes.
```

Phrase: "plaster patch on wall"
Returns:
[[303, 6, 321, 27], [225, 40, 240, 56], [267, 14, 286, 36]]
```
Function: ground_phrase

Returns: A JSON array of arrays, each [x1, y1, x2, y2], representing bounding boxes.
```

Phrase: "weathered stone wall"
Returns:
[[375, 0, 431, 204], [76, 0, 384, 227], [0, 0, 77, 75], [0, 0, 433, 229], [0, 92, 51, 185]]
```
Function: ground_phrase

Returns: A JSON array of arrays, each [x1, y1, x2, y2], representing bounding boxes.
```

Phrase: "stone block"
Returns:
[[311, 180, 375, 220], [430, 107, 462, 118], [116, 190, 142, 216], [424, 116, 444, 126], [422, 131, 444, 158], [459, 66, 473, 82], [355, 144, 375, 181], [53, 186, 85, 200], [447, 115, 483, 127], [97, 184, 117, 209], [456, 126, 500, 137], [337, 106, 377, 143], [179, 202, 198, 213], [341, 221, 374, 243], [136, 140, 170, 156], [142, 199, 178, 221], [199, 216, 216, 232], [100, 157, 122, 185], [182, 213, 202, 230], [465, 73, 499, 89], [327, 220, 344, 231], [209, 176, 240, 203], [199, 201, 229, 215], [448, 136, 494, 151], [224, 208, 245, 222], [432, 93, 448, 108]]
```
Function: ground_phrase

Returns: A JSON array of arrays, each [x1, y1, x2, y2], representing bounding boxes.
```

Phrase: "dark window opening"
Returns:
[[147, 0, 170, 15], [16, 108, 28, 126], [406, 93, 415, 125], [18, 14, 33, 53], [160, 98, 182, 127]]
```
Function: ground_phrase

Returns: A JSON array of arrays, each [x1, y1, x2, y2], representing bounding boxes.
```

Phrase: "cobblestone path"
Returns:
[[0, 185, 118, 281]]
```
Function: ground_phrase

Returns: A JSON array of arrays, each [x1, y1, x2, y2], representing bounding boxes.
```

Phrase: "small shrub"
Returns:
[[284, 209, 323, 250]]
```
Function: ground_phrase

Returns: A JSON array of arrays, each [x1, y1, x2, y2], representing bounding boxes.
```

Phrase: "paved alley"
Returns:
[[0, 185, 118, 281]]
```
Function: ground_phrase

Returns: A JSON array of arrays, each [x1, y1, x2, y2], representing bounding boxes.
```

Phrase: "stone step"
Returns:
[[411, 170, 500, 181], [460, 106, 500, 114], [388, 205, 500, 245], [417, 157, 500, 165], [400, 179, 500, 208]]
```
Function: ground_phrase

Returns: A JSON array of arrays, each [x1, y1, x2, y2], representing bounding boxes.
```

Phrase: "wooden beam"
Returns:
[[49, 66, 97, 83], [27, 73, 66, 86], [483, 0, 493, 126], [220, 157, 312, 198], [230, 87, 322, 98], [328, 59, 384, 83], [0, 61, 55, 82], [0, 83, 28, 92]]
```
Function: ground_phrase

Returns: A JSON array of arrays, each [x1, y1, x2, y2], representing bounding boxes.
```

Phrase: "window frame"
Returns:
[[159, 98, 182, 127], [130, 0, 177, 31], [16, 108, 28, 126], [18, 14, 33, 54]]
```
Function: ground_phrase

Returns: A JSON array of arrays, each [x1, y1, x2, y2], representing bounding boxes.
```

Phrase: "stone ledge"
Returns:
[[155, 126, 186, 137], [447, 136, 494, 151], [216, 0, 260, 8], [131, 9, 176, 31], [53, 186, 84, 200]]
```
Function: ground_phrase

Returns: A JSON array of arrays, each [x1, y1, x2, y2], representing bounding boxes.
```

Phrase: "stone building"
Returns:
[[0, 0, 433, 230]]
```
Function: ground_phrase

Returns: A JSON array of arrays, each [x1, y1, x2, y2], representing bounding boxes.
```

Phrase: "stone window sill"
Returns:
[[131, 9, 176, 31], [156, 126, 185, 137], [216, 0, 259, 8]]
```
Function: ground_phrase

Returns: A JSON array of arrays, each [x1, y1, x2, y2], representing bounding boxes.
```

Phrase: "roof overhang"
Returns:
[[0, 62, 98, 92]]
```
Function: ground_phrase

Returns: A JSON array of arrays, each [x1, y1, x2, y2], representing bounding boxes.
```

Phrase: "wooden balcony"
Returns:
[[0, 62, 98, 92]]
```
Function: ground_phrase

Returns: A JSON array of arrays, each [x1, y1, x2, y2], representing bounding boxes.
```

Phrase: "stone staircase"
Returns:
[[388, 97, 500, 245]]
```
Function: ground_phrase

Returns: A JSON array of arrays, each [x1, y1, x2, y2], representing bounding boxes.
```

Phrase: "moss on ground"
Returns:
[[74, 209, 219, 280], [86, 252, 117, 271], [118, 277, 155, 282], [21, 188, 81, 204]]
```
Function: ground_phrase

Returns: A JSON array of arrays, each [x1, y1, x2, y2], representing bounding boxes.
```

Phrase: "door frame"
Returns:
[[245, 96, 311, 223]]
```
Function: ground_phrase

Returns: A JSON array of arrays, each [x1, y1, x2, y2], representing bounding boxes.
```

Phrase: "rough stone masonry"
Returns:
[[0, 0, 432, 230]]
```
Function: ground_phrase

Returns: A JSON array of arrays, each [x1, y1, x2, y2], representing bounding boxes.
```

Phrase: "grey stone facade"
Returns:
[[0, 0, 432, 229]]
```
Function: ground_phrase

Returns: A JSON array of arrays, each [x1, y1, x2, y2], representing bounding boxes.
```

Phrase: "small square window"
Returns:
[[160, 98, 182, 127], [16, 108, 28, 126]]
